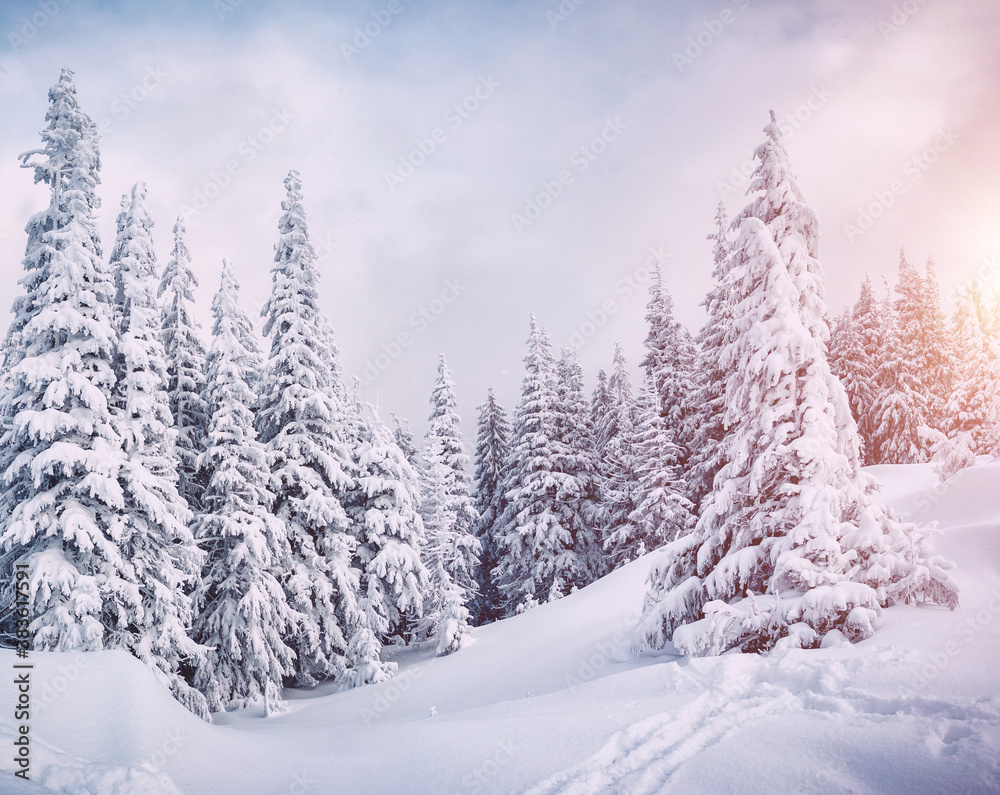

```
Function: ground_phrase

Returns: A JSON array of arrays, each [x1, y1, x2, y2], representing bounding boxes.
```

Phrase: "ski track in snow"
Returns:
[[529, 648, 1000, 795]]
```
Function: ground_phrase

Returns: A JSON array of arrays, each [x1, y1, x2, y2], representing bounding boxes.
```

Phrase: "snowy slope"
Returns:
[[2, 462, 999, 794]]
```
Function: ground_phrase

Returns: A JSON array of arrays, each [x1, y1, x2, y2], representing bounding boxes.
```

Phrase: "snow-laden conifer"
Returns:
[[890, 252, 933, 460], [870, 293, 928, 465], [345, 396, 428, 657], [417, 355, 480, 652], [255, 170, 357, 686], [836, 277, 881, 464], [494, 318, 593, 615], [552, 347, 603, 582], [943, 284, 992, 453], [606, 381, 695, 566], [920, 259, 954, 431], [0, 73, 211, 718], [471, 388, 510, 624], [590, 368, 612, 457], [641, 269, 698, 472], [634, 112, 958, 657], [686, 202, 735, 510], [597, 344, 641, 567], [109, 180, 210, 717], [159, 216, 209, 509], [192, 259, 297, 716], [1, 69, 119, 656]]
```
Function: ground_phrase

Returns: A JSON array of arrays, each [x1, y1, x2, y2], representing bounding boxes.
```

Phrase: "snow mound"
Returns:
[[0, 650, 218, 793]]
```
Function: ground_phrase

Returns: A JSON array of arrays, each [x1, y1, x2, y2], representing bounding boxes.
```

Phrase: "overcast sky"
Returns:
[[1, 0, 998, 444]]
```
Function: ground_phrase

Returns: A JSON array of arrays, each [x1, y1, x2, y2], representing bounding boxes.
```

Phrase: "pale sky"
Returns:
[[1, 0, 998, 443]]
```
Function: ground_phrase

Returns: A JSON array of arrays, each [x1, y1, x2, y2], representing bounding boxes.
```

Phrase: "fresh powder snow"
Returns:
[[1, 460, 997, 793]]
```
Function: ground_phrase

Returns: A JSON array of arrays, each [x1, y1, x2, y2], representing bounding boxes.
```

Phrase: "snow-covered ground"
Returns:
[[3, 462, 999, 794]]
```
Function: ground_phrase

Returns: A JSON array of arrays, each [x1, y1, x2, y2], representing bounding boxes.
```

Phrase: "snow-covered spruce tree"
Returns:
[[385, 412, 427, 644], [392, 414, 421, 473], [108, 180, 210, 717], [0, 114, 57, 535], [255, 170, 359, 687], [0, 71, 209, 716], [590, 368, 612, 457], [870, 291, 929, 465], [0, 198, 47, 385], [607, 380, 694, 565], [494, 317, 594, 615], [553, 347, 603, 582], [418, 455, 472, 654], [634, 112, 957, 657], [159, 216, 209, 510], [595, 344, 633, 456], [597, 344, 641, 568], [640, 268, 698, 474], [988, 291, 1000, 341], [471, 388, 510, 624], [0, 68, 117, 653], [836, 277, 881, 465], [920, 258, 954, 432], [343, 395, 427, 664], [424, 356, 480, 596], [827, 308, 850, 381], [417, 355, 480, 653], [943, 284, 992, 453], [192, 260, 297, 716], [112, 183, 176, 469], [599, 345, 636, 448], [890, 252, 933, 460], [686, 202, 736, 511]]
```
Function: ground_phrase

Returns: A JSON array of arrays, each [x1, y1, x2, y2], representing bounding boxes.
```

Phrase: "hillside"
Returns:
[[3, 461, 999, 794]]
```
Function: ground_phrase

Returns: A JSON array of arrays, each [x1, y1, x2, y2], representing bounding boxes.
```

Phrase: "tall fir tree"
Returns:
[[686, 202, 735, 510], [344, 396, 427, 662], [553, 347, 603, 582], [418, 355, 480, 652], [596, 344, 633, 455], [0, 69, 121, 654], [494, 318, 594, 614], [634, 112, 957, 657], [641, 269, 698, 475], [920, 258, 954, 431], [392, 414, 421, 472], [837, 276, 881, 465], [192, 260, 297, 716], [827, 308, 851, 381], [606, 380, 694, 565], [590, 368, 612, 458], [418, 455, 472, 654], [597, 344, 641, 568], [943, 284, 992, 453], [471, 388, 510, 624], [255, 170, 360, 686], [891, 252, 932, 460], [870, 291, 928, 465], [0, 70, 210, 717], [159, 216, 209, 510], [109, 180, 209, 717]]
